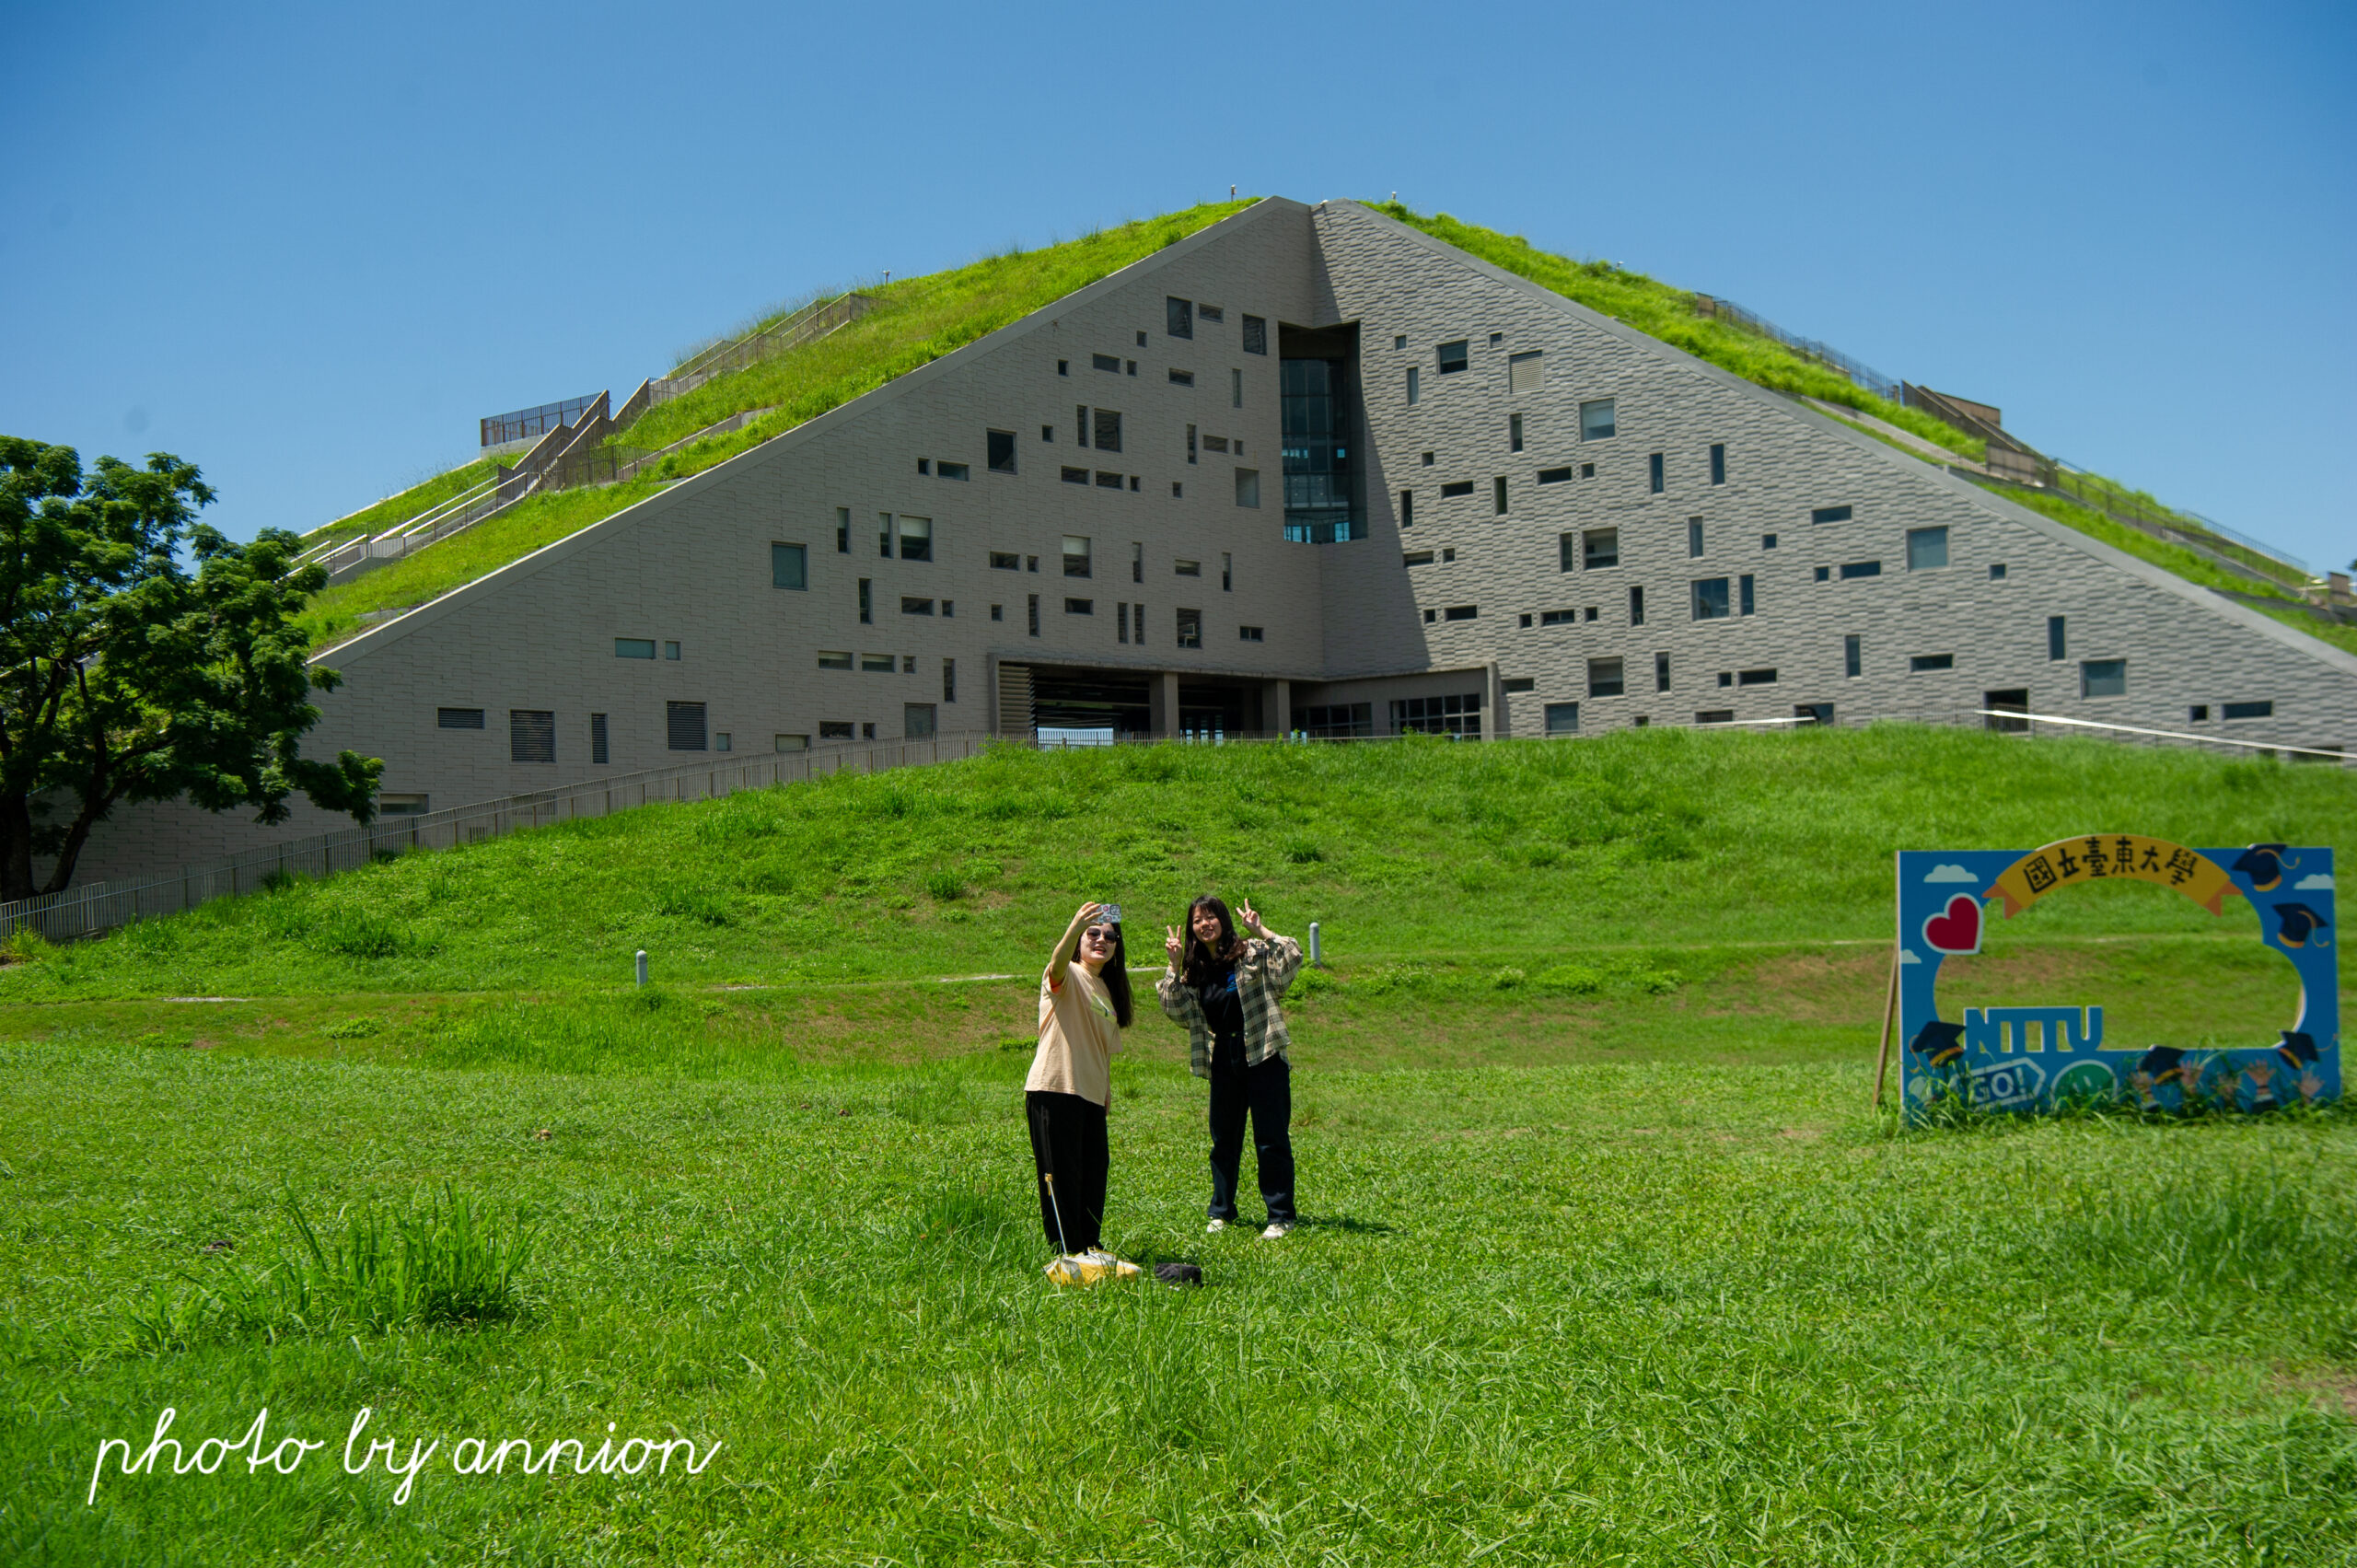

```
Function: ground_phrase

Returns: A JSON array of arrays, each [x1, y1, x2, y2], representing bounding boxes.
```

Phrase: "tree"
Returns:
[[0, 437, 380, 902]]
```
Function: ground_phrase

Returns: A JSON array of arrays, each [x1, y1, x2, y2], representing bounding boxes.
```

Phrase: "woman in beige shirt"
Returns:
[[1024, 901, 1132, 1259]]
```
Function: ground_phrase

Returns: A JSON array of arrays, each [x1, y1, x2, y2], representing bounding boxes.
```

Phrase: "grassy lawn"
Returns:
[[4, 733, 2352, 1563]]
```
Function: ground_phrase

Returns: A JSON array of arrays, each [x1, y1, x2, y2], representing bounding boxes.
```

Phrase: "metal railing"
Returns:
[[1691, 295, 1902, 402], [480, 394, 602, 449], [1, 732, 991, 943], [653, 293, 877, 402]]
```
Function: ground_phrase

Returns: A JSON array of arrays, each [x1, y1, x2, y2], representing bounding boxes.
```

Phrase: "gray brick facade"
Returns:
[[64, 199, 2357, 885]]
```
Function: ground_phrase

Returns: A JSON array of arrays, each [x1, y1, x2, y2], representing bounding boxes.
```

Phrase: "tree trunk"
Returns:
[[39, 791, 113, 898], [0, 792, 33, 904]]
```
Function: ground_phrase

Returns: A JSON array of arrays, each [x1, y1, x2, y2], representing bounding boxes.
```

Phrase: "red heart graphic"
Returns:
[[1922, 894, 1982, 955]]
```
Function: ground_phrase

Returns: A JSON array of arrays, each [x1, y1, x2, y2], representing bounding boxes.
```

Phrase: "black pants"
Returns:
[[1208, 1046, 1295, 1225], [1026, 1090, 1108, 1253]]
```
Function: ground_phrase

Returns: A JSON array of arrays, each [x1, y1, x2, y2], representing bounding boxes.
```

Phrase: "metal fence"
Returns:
[[1690, 295, 1903, 403], [480, 394, 602, 449], [0, 732, 991, 943], [653, 294, 877, 402]]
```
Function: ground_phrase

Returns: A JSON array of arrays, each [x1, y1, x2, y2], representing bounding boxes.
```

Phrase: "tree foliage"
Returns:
[[0, 436, 379, 900]]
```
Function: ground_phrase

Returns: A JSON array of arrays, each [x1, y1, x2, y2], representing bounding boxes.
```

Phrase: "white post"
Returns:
[[635, 949, 649, 988], [1308, 922, 1321, 966]]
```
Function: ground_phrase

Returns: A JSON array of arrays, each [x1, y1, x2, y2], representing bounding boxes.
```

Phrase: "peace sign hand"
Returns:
[[1238, 900, 1267, 937], [1165, 924, 1185, 966]]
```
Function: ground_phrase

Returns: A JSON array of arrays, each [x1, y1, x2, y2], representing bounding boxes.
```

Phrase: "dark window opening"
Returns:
[[1710, 444, 1726, 485], [1167, 296, 1193, 338], [509, 709, 555, 764], [667, 701, 708, 752], [1811, 505, 1852, 524], [590, 712, 609, 764], [1436, 340, 1469, 374], [437, 707, 485, 729], [2223, 700, 2271, 720], [987, 430, 1016, 472]]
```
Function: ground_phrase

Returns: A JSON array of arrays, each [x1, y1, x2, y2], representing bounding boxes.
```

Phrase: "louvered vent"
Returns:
[[667, 701, 708, 752], [509, 709, 555, 764], [995, 664, 1034, 741]]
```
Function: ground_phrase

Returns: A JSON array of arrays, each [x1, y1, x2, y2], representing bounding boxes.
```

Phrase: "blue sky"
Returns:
[[4, 1, 2349, 570]]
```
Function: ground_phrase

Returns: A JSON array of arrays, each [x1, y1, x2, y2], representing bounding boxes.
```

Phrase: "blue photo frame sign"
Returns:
[[1894, 839, 2339, 1117]]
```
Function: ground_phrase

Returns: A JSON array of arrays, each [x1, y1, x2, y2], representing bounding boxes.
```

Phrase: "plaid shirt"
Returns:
[[1155, 935, 1304, 1079]]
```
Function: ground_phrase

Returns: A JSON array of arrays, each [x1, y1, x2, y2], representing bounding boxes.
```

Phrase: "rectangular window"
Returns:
[[1649, 453, 1665, 494], [1118, 602, 1130, 642], [1688, 518, 1704, 557], [1400, 489, 1415, 528], [1691, 577, 1731, 620], [1839, 561, 1881, 579], [990, 551, 1020, 571], [1222, 552, 1232, 591], [1739, 575, 1755, 615], [1202, 434, 1229, 453], [1440, 480, 1474, 499], [1175, 558, 1202, 577], [1177, 608, 1202, 648], [1236, 468, 1260, 507], [1710, 444, 1726, 485], [1545, 702, 1580, 735], [1242, 316, 1267, 354], [1811, 505, 1852, 524], [590, 712, 609, 765], [1761, 533, 1779, 550], [1436, 340, 1469, 374], [1537, 610, 1575, 626], [1630, 585, 1645, 626], [918, 458, 929, 475], [1403, 551, 1434, 567], [1092, 353, 1120, 374], [936, 462, 969, 481], [2082, 658, 2126, 697], [940, 657, 955, 704], [505, 709, 555, 764], [771, 541, 807, 589], [714, 732, 732, 752], [1199, 303, 1224, 323], [615, 637, 656, 658], [1509, 351, 1543, 393], [1906, 526, 1948, 571], [899, 516, 932, 561], [666, 701, 707, 752], [775, 733, 808, 752], [1028, 594, 1039, 636], [2223, 700, 2272, 720], [819, 650, 852, 669], [1655, 651, 1671, 691], [1062, 466, 1087, 483], [1502, 677, 1536, 693], [666, 641, 680, 659], [819, 721, 853, 740], [877, 511, 892, 558], [1990, 563, 2008, 579], [856, 653, 892, 672], [1580, 400, 1617, 440], [1392, 691, 1484, 736], [1132, 541, 1144, 584], [1508, 413, 1525, 453], [836, 505, 850, 553], [1696, 709, 1735, 726], [1493, 476, 1508, 515], [1167, 296, 1193, 338], [1588, 657, 1625, 698], [1737, 668, 1777, 686], [1239, 625, 1264, 642], [1911, 654, 1956, 672], [1406, 366, 1420, 404], [2048, 616, 2068, 660], [1062, 535, 1090, 577], [987, 429, 1016, 472], [1443, 605, 1478, 621], [1534, 467, 1571, 488], [1091, 409, 1121, 452], [1064, 598, 1093, 615], [858, 578, 871, 623], [1096, 470, 1122, 489], [1844, 634, 1862, 678], [1186, 423, 1198, 464], [1232, 367, 1243, 407], [1581, 528, 1619, 570], [900, 597, 934, 616]]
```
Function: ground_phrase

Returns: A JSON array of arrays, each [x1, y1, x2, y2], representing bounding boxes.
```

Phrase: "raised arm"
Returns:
[[1155, 923, 1202, 1026], [1043, 901, 1102, 989], [1237, 900, 1304, 994]]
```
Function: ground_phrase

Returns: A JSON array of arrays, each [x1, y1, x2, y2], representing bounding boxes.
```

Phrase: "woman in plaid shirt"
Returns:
[[1157, 896, 1303, 1238]]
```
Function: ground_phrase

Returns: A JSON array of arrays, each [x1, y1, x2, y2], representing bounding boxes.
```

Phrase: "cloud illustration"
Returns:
[[1898, 947, 1922, 964], [2295, 873, 2336, 890], [1923, 864, 1980, 884]]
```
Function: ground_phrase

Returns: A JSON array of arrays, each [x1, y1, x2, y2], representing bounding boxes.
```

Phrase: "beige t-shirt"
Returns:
[[1026, 960, 1120, 1106]]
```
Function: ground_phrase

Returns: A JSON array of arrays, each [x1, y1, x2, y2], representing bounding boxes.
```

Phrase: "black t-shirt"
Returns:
[[1196, 962, 1245, 1059]]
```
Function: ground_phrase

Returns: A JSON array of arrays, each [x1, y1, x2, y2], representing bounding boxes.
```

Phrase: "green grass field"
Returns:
[[4, 730, 2353, 1564]]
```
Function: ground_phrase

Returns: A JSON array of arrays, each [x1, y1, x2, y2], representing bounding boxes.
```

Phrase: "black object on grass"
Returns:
[[1155, 1262, 1202, 1286]]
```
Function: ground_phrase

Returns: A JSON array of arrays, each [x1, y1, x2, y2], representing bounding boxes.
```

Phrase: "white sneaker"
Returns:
[[1260, 1222, 1294, 1240], [1083, 1247, 1120, 1265], [1204, 1218, 1228, 1235]]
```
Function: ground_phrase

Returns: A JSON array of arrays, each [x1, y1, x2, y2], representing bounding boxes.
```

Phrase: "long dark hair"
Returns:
[[1181, 895, 1241, 987], [1084, 920, 1133, 1027]]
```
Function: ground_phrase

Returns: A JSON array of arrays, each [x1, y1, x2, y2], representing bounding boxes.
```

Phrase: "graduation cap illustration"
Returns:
[[1908, 1018, 1967, 1068], [2272, 901, 2328, 948], [2138, 1045, 2186, 1077], [2278, 1030, 2320, 1069], [2234, 843, 2294, 892]]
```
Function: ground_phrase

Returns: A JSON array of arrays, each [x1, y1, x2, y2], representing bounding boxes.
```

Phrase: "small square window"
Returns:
[[2189, 704, 2210, 721], [1177, 608, 1202, 647], [665, 641, 681, 659], [991, 604, 1004, 621], [1906, 527, 1948, 571], [1126, 361, 1137, 376], [1584, 606, 1597, 622], [1421, 451, 1434, 466], [898, 516, 932, 561], [1488, 331, 1504, 347], [1587, 657, 1625, 698], [771, 542, 807, 590], [1167, 296, 1193, 338], [1436, 340, 1469, 374], [1172, 482, 1183, 497], [714, 732, 732, 753], [1718, 673, 1733, 688], [1579, 462, 1595, 479], [1422, 609, 1435, 623], [1691, 577, 1730, 621], [1041, 424, 1054, 440], [1393, 334, 1407, 350], [1518, 612, 1533, 627], [1990, 563, 2008, 579], [1815, 565, 1832, 582], [1580, 400, 1617, 440], [1443, 548, 1457, 563], [2085, 660, 2126, 700], [1761, 533, 1778, 550], [1545, 703, 1580, 735], [1583, 528, 1619, 570], [916, 457, 930, 475], [1063, 536, 1092, 576], [1509, 351, 1543, 392], [1057, 360, 1069, 376], [1242, 316, 1267, 354], [987, 430, 1016, 472]]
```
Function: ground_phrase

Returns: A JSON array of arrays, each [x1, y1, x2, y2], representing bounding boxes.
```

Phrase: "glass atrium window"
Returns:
[[1281, 355, 1363, 542]]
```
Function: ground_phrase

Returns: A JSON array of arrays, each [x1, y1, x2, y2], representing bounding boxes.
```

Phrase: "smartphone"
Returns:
[[1097, 903, 1122, 925]]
